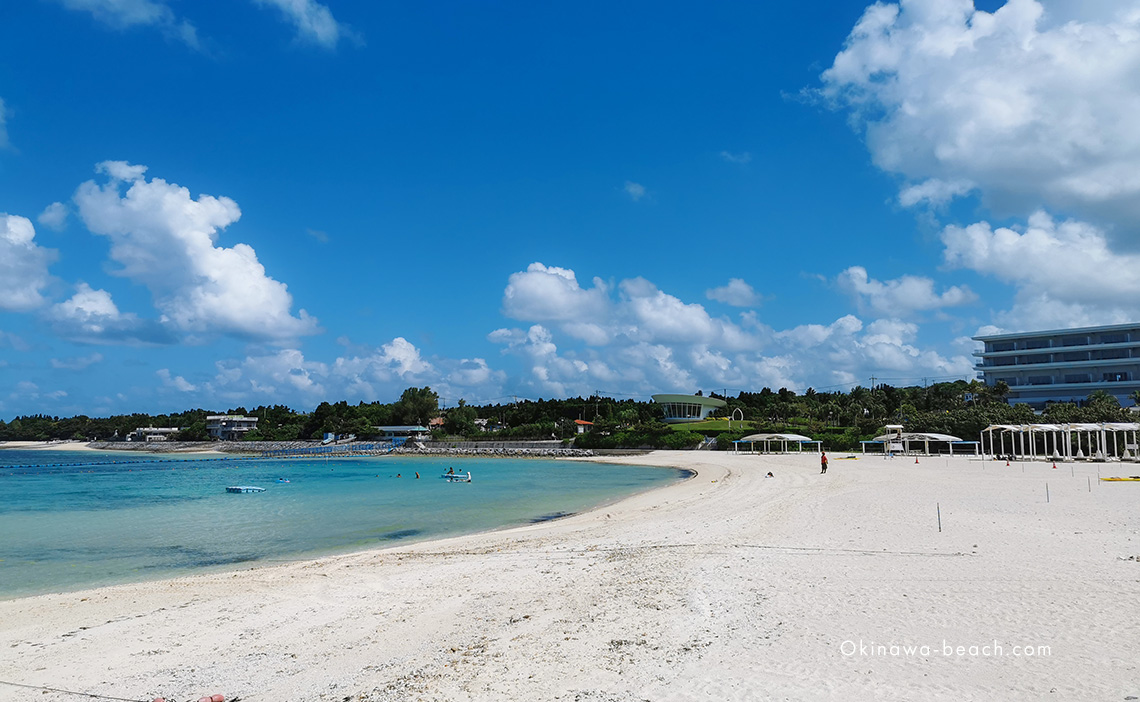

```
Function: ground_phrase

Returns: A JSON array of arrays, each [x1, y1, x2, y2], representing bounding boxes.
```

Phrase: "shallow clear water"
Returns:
[[0, 450, 685, 599]]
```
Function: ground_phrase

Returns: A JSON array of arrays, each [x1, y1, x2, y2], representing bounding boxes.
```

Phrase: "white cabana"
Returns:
[[861, 431, 974, 456], [981, 422, 1140, 461], [733, 433, 822, 454]]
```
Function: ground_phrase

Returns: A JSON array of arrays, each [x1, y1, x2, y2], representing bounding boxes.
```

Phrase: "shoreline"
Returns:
[[1, 451, 1137, 700]]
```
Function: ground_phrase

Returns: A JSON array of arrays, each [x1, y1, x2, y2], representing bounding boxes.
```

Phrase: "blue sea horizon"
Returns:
[[0, 449, 685, 599]]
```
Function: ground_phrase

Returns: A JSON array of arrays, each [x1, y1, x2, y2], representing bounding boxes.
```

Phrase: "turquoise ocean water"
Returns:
[[0, 450, 685, 599]]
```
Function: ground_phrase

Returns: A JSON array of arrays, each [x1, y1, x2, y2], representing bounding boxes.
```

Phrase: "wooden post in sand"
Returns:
[[1088, 476, 1091, 492], [937, 503, 942, 533], [1046, 483, 1050, 503]]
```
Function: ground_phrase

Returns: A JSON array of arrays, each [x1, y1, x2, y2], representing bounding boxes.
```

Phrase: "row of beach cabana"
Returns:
[[730, 422, 1140, 461], [730, 428, 979, 456], [980, 422, 1140, 461]]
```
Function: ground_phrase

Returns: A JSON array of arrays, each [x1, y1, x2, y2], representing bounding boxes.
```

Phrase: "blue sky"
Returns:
[[3, 0, 1140, 417]]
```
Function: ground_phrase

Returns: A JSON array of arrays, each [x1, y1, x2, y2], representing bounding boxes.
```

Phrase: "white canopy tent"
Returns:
[[981, 422, 1140, 461], [733, 433, 822, 454], [860, 431, 975, 456]]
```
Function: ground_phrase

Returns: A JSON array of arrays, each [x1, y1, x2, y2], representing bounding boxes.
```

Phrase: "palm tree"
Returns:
[[989, 380, 1011, 404]]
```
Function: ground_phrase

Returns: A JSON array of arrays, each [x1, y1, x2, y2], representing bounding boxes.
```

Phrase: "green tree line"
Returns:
[[1, 382, 1135, 448]]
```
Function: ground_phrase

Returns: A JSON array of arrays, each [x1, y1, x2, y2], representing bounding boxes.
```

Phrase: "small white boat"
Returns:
[[443, 472, 472, 483], [226, 486, 266, 493]]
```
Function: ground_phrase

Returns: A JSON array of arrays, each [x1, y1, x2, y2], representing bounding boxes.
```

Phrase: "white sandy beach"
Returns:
[[0, 441, 103, 452], [0, 441, 227, 455], [1, 451, 1137, 701]]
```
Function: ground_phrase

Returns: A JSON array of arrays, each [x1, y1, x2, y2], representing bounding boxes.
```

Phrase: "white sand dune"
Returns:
[[1, 451, 1137, 701]]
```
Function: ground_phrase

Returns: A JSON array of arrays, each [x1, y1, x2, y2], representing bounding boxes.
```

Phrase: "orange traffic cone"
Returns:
[[1005, 460, 1010, 466], [1052, 462, 1057, 469], [915, 457, 920, 464]]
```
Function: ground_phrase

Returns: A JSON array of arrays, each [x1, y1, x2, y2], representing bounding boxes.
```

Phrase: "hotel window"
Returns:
[[1027, 375, 1054, 385], [1061, 335, 1088, 347], [1024, 354, 1052, 364], [1059, 351, 1089, 362], [1102, 372, 1131, 383], [992, 342, 1015, 352], [1099, 333, 1127, 344], [1064, 373, 1091, 384], [1094, 348, 1131, 360], [1024, 338, 1050, 349]]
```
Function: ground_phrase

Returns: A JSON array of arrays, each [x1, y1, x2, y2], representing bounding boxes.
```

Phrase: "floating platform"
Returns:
[[226, 486, 266, 493]]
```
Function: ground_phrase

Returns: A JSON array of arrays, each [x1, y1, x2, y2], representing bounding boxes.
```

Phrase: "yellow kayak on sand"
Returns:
[[1100, 476, 1140, 482]]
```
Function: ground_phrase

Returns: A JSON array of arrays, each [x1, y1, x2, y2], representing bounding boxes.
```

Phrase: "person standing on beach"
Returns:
[[820, 452, 828, 474]]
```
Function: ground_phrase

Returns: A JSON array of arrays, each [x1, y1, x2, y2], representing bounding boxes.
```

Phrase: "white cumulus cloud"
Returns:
[[38, 202, 69, 231], [48, 283, 172, 344], [821, 0, 1140, 224], [897, 178, 975, 208], [491, 264, 972, 398], [197, 337, 505, 409], [942, 210, 1140, 329], [73, 161, 319, 343], [837, 266, 977, 317], [503, 263, 610, 323], [706, 278, 761, 307], [0, 214, 57, 312], [157, 368, 197, 392], [624, 181, 647, 202]]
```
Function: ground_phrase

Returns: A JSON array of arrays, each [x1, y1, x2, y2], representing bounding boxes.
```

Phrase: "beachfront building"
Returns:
[[651, 393, 727, 423], [974, 323, 1140, 408], [127, 427, 181, 442], [205, 415, 258, 441], [574, 419, 594, 434]]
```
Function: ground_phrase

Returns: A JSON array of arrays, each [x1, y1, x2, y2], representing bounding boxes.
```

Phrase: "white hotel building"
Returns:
[[973, 323, 1140, 408], [206, 415, 259, 441]]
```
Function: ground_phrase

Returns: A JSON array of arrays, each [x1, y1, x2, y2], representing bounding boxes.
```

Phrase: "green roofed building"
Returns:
[[651, 393, 727, 423]]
